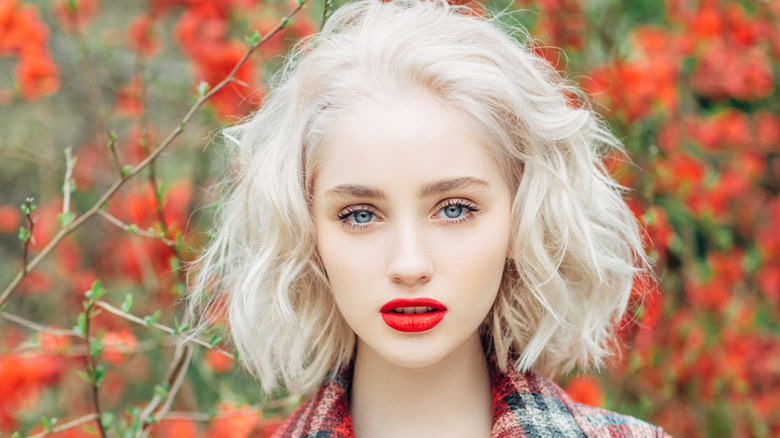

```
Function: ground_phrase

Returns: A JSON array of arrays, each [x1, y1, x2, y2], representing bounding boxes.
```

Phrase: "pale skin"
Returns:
[[311, 90, 514, 438]]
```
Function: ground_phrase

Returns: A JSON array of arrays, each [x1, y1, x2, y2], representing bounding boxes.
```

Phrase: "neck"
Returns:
[[350, 333, 493, 438]]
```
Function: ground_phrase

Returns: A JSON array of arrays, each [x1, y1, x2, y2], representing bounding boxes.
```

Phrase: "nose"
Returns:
[[386, 222, 434, 286]]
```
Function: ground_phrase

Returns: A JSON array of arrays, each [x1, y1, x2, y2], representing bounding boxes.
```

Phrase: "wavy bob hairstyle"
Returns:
[[192, 0, 649, 395]]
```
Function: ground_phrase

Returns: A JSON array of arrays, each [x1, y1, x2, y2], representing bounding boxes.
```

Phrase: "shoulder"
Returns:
[[564, 401, 673, 438], [270, 369, 354, 438], [536, 372, 673, 438]]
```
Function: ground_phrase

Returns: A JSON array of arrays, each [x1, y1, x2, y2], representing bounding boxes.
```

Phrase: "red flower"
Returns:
[[127, 14, 160, 57], [564, 375, 604, 407], [755, 110, 780, 153], [0, 353, 64, 431], [114, 75, 145, 118], [51, 0, 99, 34], [15, 49, 60, 101], [205, 349, 233, 374], [151, 418, 199, 438], [102, 329, 138, 366], [206, 404, 259, 438], [39, 332, 71, 354], [0, 0, 47, 54], [0, 204, 21, 233]]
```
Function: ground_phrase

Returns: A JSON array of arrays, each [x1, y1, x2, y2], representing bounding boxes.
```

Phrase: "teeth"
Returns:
[[393, 306, 435, 314]]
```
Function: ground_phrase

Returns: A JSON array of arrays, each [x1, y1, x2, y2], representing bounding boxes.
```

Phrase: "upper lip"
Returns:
[[380, 298, 447, 313]]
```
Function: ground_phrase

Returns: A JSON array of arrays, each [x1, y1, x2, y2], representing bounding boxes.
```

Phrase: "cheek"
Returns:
[[316, 225, 384, 299]]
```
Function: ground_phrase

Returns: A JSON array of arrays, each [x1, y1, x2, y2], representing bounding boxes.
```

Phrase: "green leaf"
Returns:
[[17, 226, 31, 243], [41, 416, 51, 432], [101, 411, 114, 429], [121, 294, 134, 313], [94, 366, 105, 386], [91, 280, 105, 300], [77, 370, 92, 382], [83, 425, 98, 434], [144, 310, 161, 327], [122, 164, 133, 177], [58, 211, 74, 228], [76, 312, 87, 337], [128, 223, 138, 233], [197, 80, 210, 96], [281, 16, 293, 28], [90, 338, 103, 358], [245, 30, 261, 45], [11, 432, 21, 438], [209, 335, 222, 347], [154, 384, 170, 398]]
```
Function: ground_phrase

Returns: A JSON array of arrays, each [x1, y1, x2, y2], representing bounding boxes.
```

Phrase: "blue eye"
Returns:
[[353, 211, 374, 223], [443, 205, 464, 218], [337, 205, 380, 229], [435, 199, 480, 221]]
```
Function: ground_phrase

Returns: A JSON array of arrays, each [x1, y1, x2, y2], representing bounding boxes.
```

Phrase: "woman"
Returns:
[[193, 0, 671, 436]]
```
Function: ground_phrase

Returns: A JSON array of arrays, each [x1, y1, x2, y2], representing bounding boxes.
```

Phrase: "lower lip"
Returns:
[[381, 311, 447, 332]]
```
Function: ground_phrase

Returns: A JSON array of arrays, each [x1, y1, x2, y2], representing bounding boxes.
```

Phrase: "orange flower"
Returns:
[[0, 204, 21, 233], [51, 0, 99, 34], [151, 418, 199, 438], [15, 49, 60, 101], [564, 375, 604, 407], [205, 349, 233, 374], [0, 353, 64, 431], [114, 75, 145, 118], [39, 332, 71, 354], [127, 14, 160, 57], [0, 0, 48, 54], [206, 403, 259, 438], [102, 329, 138, 366]]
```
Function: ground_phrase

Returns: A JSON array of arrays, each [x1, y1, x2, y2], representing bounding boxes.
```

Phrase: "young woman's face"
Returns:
[[311, 91, 513, 369]]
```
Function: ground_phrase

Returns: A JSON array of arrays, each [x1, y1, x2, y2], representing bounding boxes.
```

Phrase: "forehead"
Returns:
[[312, 91, 507, 193]]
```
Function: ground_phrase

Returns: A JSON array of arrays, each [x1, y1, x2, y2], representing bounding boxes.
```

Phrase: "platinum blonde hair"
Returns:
[[192, 0, 649, 395]]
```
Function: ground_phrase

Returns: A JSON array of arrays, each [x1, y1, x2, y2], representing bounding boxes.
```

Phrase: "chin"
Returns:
[[357, 333, 470, 371]]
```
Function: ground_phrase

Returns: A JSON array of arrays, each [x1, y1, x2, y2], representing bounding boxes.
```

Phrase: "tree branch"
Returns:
[[0, 1, 308, 308], [25, 413, 100, 438]]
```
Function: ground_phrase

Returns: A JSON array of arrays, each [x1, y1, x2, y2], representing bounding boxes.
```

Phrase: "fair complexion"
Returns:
[[311, 91, 513, 438]]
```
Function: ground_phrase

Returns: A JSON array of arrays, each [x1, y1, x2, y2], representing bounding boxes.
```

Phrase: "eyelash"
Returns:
[[336, 199, 481, 230], [437, 199, 481, 224]]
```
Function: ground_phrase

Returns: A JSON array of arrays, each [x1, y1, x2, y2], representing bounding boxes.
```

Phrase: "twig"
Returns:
[[62, 147, 75, 215], [136, 339, 192, 438], [161, 398, 294, 422], [107, 132, 124, 179], [154, 344, 194, 424], [19, 198, 36, 275], [94, 300, 233, 358], [0, 311, 78, 337], [25, 413, 100, 438], [0, 2, 308, 308], [97, 209, 175, 247], [321, 0, 333, 30], [81, 301, 109, 438], [6, 337, 167, 357]]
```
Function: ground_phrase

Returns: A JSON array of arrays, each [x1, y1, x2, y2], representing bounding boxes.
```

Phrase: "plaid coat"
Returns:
[[271, 353, 671, 438]]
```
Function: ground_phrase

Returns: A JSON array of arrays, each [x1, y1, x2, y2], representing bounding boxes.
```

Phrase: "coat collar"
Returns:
[[272, 351, 591, 438]]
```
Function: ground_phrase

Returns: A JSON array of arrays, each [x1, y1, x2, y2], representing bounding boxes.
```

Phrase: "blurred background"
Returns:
[[0, 0, 778, 436]]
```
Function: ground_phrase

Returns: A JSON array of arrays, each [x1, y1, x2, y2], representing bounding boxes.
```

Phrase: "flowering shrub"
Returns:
[[0, 0, 777, 437]]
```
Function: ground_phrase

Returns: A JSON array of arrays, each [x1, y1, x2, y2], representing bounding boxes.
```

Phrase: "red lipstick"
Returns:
[[380, 298, 447, 332]]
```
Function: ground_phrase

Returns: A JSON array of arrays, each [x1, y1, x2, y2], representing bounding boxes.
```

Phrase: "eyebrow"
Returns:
[[325, 184, 387, 200], [323, 177, 490, 200], [419, 177, 490, 197]]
